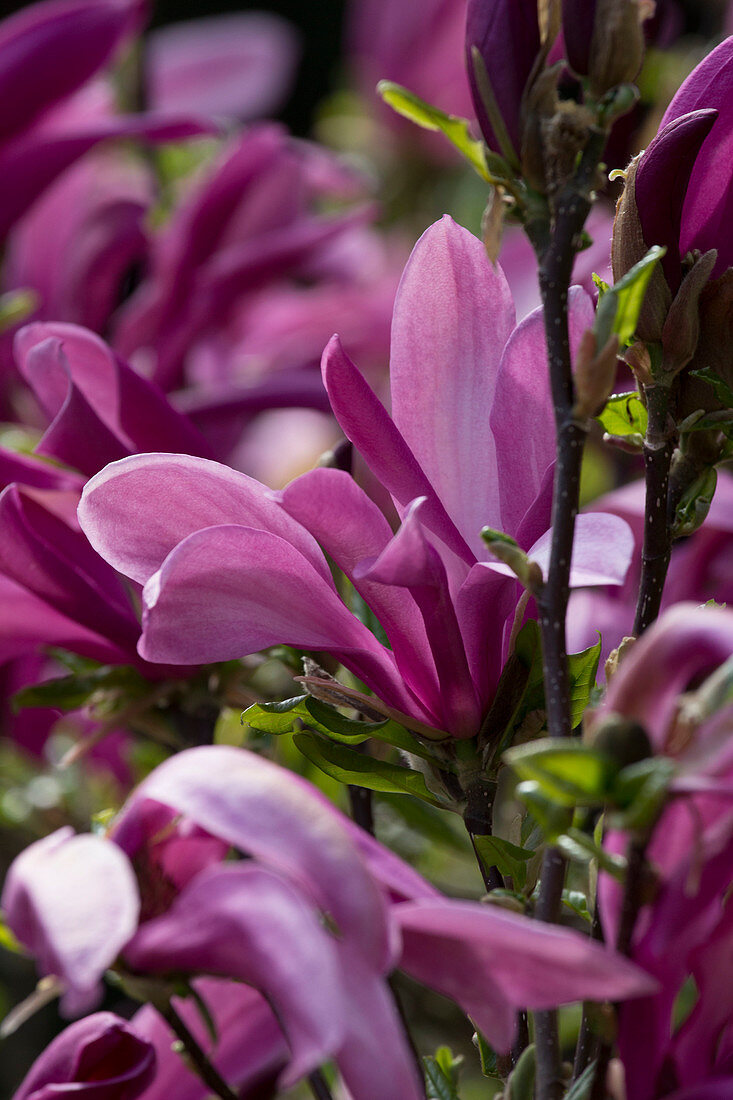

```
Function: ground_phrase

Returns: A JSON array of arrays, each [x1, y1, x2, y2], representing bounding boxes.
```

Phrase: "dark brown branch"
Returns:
[[161, 1001, 239, 1100], [633, 384, 675, 636]]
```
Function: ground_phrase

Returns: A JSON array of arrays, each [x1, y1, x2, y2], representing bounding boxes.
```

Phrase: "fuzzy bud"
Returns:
[[573, 329, 620, 419]]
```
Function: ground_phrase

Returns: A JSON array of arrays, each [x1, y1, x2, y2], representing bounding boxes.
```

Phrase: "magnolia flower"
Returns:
[[3, 745, 655, 1099], [13, 1012, 156, 1100], [0, 0, 216, 243], [80, 216, 633, 739], [593, 605, 733, 1099]]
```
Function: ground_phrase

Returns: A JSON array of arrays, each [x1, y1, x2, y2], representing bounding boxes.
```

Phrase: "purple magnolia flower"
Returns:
[[146, 12, 299, 122], [80, 216, 633, 738], [568, 471, 733, 665], [0, 323, 211, 673], [0, 0, 216, 244], [111, 125, 386, 395], [13, 1012, 156, 1100], [592, 605, 733, 1099], [3, 745, 655, 1099]]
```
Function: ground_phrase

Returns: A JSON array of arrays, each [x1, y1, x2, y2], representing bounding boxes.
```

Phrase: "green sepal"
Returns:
[[377, 80, 491, 180], [594, 245, 666, 348], [472, 834, 533, 889], [293, 733, 448, 807], [597, 392, 648, 442]]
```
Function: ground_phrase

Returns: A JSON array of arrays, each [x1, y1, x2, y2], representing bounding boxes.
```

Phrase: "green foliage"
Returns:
[[12, 665, 144, 714], [0, 289, 38, 332], [505, 1044, 536, 1100], [597, 392, 648, 442], [242, 695, 436, 760], [293, 733, 448, 807], [567, 639, 602, 728], [472, 1027, 498, 1078], [690, 367, 733, 411], [672, 466, 717, 538], [505, 739, 614, 807], [594, 245, 666, 348], [472, 834, 534, 889], [378, 81, 490, 180], [424, 1048, 463, 1100]]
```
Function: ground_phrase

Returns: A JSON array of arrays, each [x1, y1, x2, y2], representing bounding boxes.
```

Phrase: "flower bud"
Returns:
[[573, 329, 620, 419], [563, 0, 650, 93]]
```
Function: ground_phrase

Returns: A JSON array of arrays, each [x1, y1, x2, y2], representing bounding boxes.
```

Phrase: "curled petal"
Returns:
[[14, 1011, 155, 1100], [2, 829, 139, 1014]]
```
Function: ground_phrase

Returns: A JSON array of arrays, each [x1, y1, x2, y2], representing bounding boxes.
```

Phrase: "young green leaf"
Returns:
[[472, 834, 533, 889], [594, 245, 666, 348], [424, 1055, 462, 1100], [378, 80, 490, 180], [597, 392, 648, 439], [505, 739, 614, 806], [568, 638, 602, 727]]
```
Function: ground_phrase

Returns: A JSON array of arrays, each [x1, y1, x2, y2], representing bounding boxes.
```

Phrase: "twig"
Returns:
[[308, 1070, 336, 1100], [161, 1000, 238, 1100], [633, 384, 675, 635]]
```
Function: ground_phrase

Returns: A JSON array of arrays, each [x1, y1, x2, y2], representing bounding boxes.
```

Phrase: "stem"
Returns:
[[308, 1070, 336, 1100], [572, 904, 604, 1080], [533, 848, 569, 1100], [590, 839, 649, 1100], [633, 384, 675, 636], [530, 128, 606, 1100], [348, 784, 375, 834], [161, 1001, 239, 1100]]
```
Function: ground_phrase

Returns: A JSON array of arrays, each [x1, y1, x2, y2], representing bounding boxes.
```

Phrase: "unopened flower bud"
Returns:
[[588, 0, 646, 95], [659, 249, 718, 377], [592, 714, 652, 770]]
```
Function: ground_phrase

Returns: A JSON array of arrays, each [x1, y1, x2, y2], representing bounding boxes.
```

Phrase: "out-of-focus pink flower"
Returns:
[[594, 605, 733, 1099], [147, 13, 299, 121], [3, 745, 656, 1098], [13, 1011, 156, 1100], [80, 217, 633, 738], [568, 471, 733, 665]]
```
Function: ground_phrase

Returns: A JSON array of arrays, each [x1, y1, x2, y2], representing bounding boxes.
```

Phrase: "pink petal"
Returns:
[[2, 828, 139, 1015], [78, 452, 331, 586], [389, 216, 515, 556], [124, 864, 345, 1087], [111, 745, 393, 971]]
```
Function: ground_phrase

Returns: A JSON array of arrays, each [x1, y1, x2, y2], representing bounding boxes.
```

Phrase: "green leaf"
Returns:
[[505, 738, 614, 807], [473, 834, 533, 889], [293, 734, 446, 806], [555, 828, 627, 878], [568, 637, 602, 727], [597, 392, 648, 439], [690, 367, 733, 410], [12, 666, 140, 714], [672, 466, 717, 538], [243, 696, 435, 760], [609, 757, 675, 831], [378, 81, 490, 180], [424, 1055, 462, 1100], [515, 781, 574, 840], [562, 889, 593, 923], [472, 1027, 498, 1078], [594, 245, 666, 348], [506, 1044, 536, 1100], [565, 1061, 596, 1100]]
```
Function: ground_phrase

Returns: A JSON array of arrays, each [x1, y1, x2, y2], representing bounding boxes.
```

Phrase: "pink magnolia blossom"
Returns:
[[594, 605, 733, 1099], [13, 1012, 156, 1100], [80, 216, 633, 738], [3, 745, 656, 1099]]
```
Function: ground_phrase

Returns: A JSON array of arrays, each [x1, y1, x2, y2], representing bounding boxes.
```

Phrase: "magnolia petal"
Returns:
[[132, 978, 286, 1100], [396, 899, 657, 1053], [490, 287, 595, 539], [14, 1011, 156, 1100], [78, 452, 332, 586], [389, 216, 515, 557], [278, 467, 442, 724], [2, 829, 139, 1015], [111, 745, 393, 970], [321, 334, 474, 568], [125, 864, 345, 1087]]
